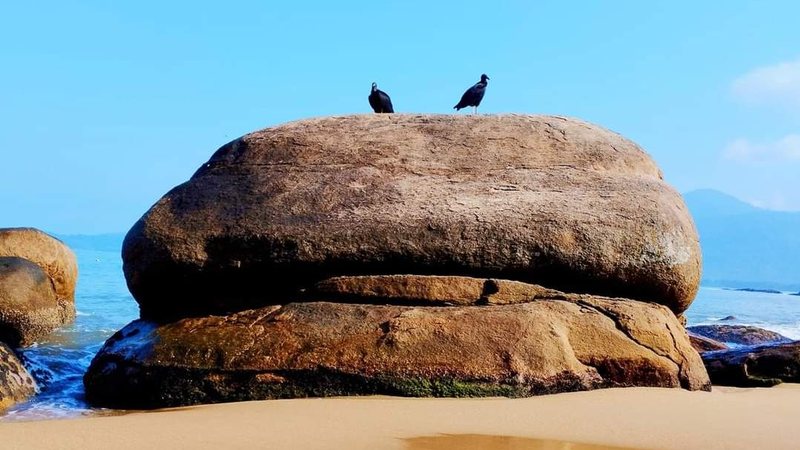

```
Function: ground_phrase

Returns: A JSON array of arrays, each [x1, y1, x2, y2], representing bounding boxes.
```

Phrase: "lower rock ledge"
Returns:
[[84, 300, 710, 408]]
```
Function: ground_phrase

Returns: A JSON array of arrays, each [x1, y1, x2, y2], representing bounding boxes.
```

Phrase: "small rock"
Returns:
[[0, 342, 37, 410], [687, 331, 728, 353], [687, 325, 792, 346]]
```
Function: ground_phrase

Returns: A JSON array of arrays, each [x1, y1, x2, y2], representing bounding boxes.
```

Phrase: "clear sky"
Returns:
[[2, 1, 799, 234]]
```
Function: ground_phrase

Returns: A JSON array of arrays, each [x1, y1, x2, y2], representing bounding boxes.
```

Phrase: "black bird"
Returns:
[[368, 82, 394, 113], [453, 74, 489, 114]]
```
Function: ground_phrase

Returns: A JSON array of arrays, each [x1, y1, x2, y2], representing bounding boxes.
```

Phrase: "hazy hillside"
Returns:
[[684, 189, 800, 291]]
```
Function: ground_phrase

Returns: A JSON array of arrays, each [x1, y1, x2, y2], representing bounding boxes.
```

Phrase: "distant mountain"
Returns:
[[55, 233, 125, 253], [684, 189, 800, 291], [683, 189, 759, 218]]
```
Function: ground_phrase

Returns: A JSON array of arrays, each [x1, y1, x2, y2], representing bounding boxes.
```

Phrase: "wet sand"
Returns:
[[405, 434, 631, 449], [2, 385, 799, 449]]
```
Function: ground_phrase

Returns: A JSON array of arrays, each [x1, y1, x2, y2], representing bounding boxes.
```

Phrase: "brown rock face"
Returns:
[[0, 342, 37, 410], [123, 114, 701, 320], [0, 257, 62, 346], [0, 228, 77, 325], [687, 331, 728, 353], [311, 275, 566, 306], [701, 342, 800, 387], [84, 296, 710, 409]]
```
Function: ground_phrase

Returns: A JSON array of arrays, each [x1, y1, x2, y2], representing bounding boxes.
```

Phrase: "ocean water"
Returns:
[[1, 248, 138, 421], [1, 248, 799, 421], [684, 287, 800, 340]]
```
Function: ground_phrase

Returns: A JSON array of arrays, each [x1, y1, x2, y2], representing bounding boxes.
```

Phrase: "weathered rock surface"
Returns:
[[687, 331, 728, 353], [122, 114, 701, 320], [311, 275, 566, 306], [0, 342, 37, 410], [687, 325, 792, 346], [88, 116, 708, 408], [0, 257, 62, 346], [85, 297, 710, 409], [0, 228, 77, 325], [702, 342, 800, 387]]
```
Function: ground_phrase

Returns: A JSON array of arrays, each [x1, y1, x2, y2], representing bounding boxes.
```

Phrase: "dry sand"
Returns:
[[2, 385, 799, 450]]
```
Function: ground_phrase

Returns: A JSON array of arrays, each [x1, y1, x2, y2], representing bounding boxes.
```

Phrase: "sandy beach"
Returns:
[[2, 385, 798, 449]]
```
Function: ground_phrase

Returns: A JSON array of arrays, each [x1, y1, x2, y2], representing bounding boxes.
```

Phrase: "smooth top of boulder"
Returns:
[[0, 228, 77, 303], [123, 114, 701, 320]]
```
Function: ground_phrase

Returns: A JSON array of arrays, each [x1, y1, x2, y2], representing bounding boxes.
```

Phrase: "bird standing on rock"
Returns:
[[454, 74, 489, 114], [368, 82, 394, 113]]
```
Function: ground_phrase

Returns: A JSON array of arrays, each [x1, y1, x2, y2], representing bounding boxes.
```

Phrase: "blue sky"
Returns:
[[2, 1, 799, 233]]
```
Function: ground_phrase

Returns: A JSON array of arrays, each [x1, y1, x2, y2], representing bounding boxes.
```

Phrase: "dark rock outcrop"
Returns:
[[85, 295, 710, 409], [0, 257, 61, 346], [732, 288, 781, 294], [687, 325, 792, 346], [0, 228, 77, 329], [702, 342, 800, 387], [0, 342, 37, 410], [122, 114, 701, 320]]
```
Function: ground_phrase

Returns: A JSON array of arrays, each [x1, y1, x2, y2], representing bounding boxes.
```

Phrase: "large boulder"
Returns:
[[84, 292, 710, 409], [0, 228, 77, 325], [687, 325, 792, 346], [122, 114, 701, 320], [0, 342, 37, 410], [0, 257, 61, 346], [702, 342, 800, 387], [88, 116, 708, 408]]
